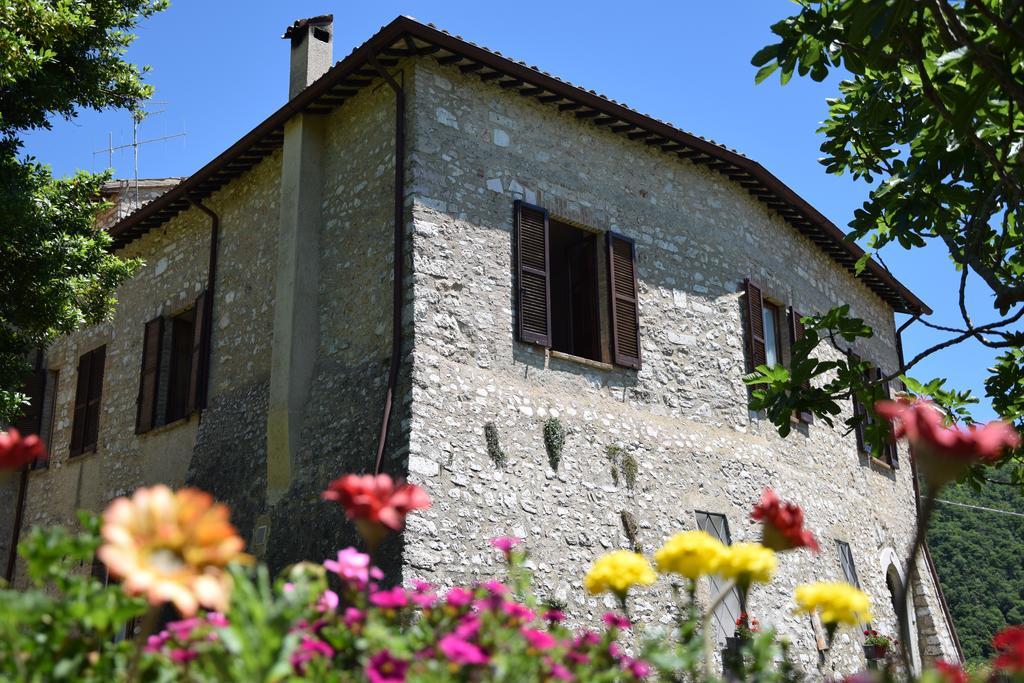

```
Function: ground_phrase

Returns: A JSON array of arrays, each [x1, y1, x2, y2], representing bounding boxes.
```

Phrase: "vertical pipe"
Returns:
[[189, 198, 220, 411]]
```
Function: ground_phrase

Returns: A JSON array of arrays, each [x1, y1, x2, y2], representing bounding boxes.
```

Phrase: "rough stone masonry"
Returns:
[[6, 16, 960, 679]]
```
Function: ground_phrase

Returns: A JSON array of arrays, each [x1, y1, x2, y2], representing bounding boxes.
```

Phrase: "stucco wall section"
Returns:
[[401, 58, 958, 676]]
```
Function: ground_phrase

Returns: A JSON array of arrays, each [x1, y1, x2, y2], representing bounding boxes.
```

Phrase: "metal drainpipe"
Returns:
[[190, 197, 220, 410], [895, 312, 966, 662], [367, 53, 405, 477], [5, 467, 29, 582]]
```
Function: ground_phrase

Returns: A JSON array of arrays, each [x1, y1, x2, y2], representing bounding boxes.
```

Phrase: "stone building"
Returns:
[[6, 15, 962, 676]]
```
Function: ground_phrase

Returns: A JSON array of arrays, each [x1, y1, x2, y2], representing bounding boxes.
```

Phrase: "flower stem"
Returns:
[[127, 604, 162, 682], [895, 484, 939, 676], [702, 578, 736, 680]]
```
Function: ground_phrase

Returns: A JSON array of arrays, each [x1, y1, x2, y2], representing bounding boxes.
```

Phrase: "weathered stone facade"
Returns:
[[8, 17, 960, 679]]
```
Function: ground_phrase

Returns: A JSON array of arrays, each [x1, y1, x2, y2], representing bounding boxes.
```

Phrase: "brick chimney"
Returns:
[[282, 15, 333, 99]]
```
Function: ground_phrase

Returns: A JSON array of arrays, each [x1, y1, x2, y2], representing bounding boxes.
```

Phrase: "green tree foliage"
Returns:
[[928, 482, 1024, 664], [749, 0, 1024, 484], [0, 0, 167, 423]]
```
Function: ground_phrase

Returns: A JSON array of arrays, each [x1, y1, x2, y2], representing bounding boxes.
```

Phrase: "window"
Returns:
[[762, 301, 781, 367], [70, 345, 106, 457], [836, 540, 860, 588], [514, 200, 640, 369], [850, 358, 899, 468], [136, 293, 210, 434], [696, 511, 743, 644], [14, 351, 51, 469]]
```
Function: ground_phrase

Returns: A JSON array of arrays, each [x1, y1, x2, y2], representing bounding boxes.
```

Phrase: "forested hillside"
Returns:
[[928, 482, 1024, 664]]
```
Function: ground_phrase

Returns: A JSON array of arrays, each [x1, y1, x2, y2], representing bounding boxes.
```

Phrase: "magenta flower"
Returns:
[[290, 635, 334, 674], [454, 615, 481, 639], [145, 631, 170, 653], [439, 634, 490, 665], [567, 650, 590, 665], [522, 628, 558, 650], [625, 658, 652, 678], [370, 586, 409, 609], [343, 607, 364, 627], [411, 579, 435, 592], [490, 536, 522, 554], [324, 547, 383, 587], [167, 617, 202, 640], [503, 601, 536, 622], [170, 648, 198, 664], [482, 580, 509, 595], [544, 609, 566, 623], [574, 631, 601, 647], [547, 659, 574, 681], [609, 642, 623, 660], [316, 589, 339, 613], [206, 612, 229, 627], [367, 650, 409, 683], [446, 587, 473, 607], [603, 612, 631, 629]]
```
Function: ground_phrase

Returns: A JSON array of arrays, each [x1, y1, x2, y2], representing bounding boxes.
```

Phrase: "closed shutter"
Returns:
[[83, 346, 105, 453], [136, 317, 164, 434], [878, 368, 900, 469], [187, 291, 210, 413], [70, 351, 92, 457], [514, 201, 551, 347], [744, 279, 767, 371], [16, 358, 46, 437], [848, 353, 867, 453], [837, 540, 861, 588], [696, 511, 743, 644], [788, 308, 813, 424], [606, 232, 641, 369]]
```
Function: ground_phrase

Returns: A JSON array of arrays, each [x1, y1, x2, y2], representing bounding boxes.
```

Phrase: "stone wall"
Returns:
[[401, 57, 959, 677]]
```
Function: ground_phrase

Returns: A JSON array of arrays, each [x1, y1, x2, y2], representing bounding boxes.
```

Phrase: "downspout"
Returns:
[[5, 467, 29, 582], [896, 313, 966, 662], [190, 197, 220, 410], [367, 53, 405, 477]]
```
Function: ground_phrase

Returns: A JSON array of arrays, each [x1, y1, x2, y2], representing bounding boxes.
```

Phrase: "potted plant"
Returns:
[[863, 629, 893, 661], [723, 613, 760, 679]]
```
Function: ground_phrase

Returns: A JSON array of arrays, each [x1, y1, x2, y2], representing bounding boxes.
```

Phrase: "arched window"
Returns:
[[886, 564, 922, 674]]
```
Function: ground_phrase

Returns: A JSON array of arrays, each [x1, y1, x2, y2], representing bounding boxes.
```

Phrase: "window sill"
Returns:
[[860, 451, 895, 471], [548, 349, 615, 372], [138, 413, 196, 438]]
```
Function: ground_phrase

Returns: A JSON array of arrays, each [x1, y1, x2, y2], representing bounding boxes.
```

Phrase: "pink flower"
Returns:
[[367, 650, 408, 683], [875, 399, 1019, 486], [206, 612, 229, 627], [145, 631, 170, 653], [439, 634, 490, 665], [490, 536, 522, 554], [317, 589, 339, 613], [324, 547, 382, 587], [411, 579, 435, 592], [454, 615, 481, 639], [567, 650, 590, 665], [574, 631, 601, 647], [547, 659, 574, 681], [370, 586, 409, 609], [290, 635, 333, 674], [751, 488, 819, 552], [625, 657, 652, 678], [482, 580, 509, 595], [343, 607, 364, 627], [446, 587, 473, 607], [411, 590, 437, 608], [609, 642, 623, 660], [167, 617, 202, 640], [0, 428, 46, 470], [544, 609, 566, 623], [503, 601, 536, 622], [170, 648, 198, 664], [603, 612, 631, 629], [522, 628, 558, 650]]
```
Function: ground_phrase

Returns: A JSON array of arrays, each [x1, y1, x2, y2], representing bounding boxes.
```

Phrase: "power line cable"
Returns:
[[934, 498, 1024, 519]]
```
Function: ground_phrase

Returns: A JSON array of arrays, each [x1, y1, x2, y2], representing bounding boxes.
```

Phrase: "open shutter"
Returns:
[[16, 356, 46, 437], [788, 308, 813, 423], [69, 351, 92, 457], [187, 291, 210, 413], [877, 368, 900, 469], [83, 346, 105, 453], [744, 279, 767, 371], [849, 353, 867, 453], [607, 232, 641, 369], [136, 317, 164, 434], [514, 201, 551, 347]]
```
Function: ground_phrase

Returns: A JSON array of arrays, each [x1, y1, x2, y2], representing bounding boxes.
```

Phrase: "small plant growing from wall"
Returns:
[[620, 510, 641, 553], [484, 421, 507, 468], [622, 453, 639, 491], [605, 444, 639, 491], [605, 445, 622, 486], [543, 418, 566, 471]]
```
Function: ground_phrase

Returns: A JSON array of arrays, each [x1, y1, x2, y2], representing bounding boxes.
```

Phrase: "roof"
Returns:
[[107, 16, 928, 315]]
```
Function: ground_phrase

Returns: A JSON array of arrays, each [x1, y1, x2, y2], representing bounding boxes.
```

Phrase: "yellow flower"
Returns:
[[654, 530, 728, 580], [98, 485, 248, 616], [717, 542, 777, 586], [794, 582, 872, 626], [583, 550, 656, 597]]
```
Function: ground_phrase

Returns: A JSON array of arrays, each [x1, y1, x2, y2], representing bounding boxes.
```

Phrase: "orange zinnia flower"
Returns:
[[322, 474, 430, 548], [0, 428, 46, 470], [98, 485, 247, 616]]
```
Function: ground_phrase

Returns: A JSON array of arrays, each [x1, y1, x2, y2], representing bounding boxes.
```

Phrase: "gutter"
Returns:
[[367, 54, 406, 477], [4, 467, 29, 583], [189, 198, 221, 411]]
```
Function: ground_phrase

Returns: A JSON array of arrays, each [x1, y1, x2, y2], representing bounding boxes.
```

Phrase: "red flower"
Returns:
[[0, 428, 45, 470], [993, 625, 1024, 672], [934, 660, 968, 683], [875, 399, 1019, 487], [750, 488, 819, 552], [322, 474, 430, 548]]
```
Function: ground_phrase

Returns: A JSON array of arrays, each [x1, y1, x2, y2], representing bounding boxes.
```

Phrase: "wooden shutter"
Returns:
[[514, 201, 551, 347], [606, 232, 641, 369], [877, 368, 900, 469], [15, 357, 46, 437], [849, 353, 867, 453], [788, 308, 813, 424], [744, 279, 767, 371], [136, 317, 164, 434], [70, 351, 92, 457], [83, 346, 105, 453], [187, 291, 210, 413]]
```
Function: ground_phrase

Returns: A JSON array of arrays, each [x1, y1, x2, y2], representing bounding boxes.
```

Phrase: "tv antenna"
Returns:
[[93, 101, 186, 205]]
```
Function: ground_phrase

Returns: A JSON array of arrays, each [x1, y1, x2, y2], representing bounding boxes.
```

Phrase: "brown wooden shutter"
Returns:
[[878, 368, 900, 469], [83, 346, 105, 453], [136, 317, 164, 434], [70, 351, 92, 457], [187, 291, 210, 413], [788, 308, 813, 423], [606, 232, 641, 370], [744, 279, 767, 371], [849, 352, 867, 453], [514, 201, 551, 347], [15, 355, 46, 437]]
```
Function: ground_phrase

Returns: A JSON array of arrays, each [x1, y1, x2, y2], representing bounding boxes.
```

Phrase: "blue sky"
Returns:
[[22, 1, 999, 419]]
